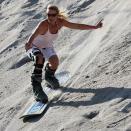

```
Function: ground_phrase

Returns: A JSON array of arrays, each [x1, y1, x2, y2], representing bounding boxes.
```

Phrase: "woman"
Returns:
[[25, 5, 103, 103]]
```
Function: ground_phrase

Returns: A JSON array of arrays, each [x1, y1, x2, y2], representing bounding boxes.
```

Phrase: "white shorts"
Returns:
[[27, 46, 57, 61]]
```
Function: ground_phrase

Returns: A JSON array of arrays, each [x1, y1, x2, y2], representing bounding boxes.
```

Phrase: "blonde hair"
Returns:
[[47, 5, 67, 19]]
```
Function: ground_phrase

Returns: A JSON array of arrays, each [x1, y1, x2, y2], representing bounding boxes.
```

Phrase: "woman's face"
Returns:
[[47, 9, 58, 24]]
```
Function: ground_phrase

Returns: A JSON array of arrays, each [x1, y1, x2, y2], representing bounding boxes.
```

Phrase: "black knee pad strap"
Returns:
[[34, 64, 44, 68], [33, 64, 43, 74]]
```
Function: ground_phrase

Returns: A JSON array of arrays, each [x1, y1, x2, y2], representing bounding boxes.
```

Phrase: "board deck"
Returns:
[[19, 101, 49, 119]]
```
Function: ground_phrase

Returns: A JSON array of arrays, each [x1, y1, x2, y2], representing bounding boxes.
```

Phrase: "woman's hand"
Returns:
[[95, 19, 103, 29], [25, 42, 32, 52]]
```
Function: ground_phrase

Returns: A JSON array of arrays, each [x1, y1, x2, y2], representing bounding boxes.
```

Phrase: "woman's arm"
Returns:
[[62, 19, 103, 30], [25, 20, 48, 51]]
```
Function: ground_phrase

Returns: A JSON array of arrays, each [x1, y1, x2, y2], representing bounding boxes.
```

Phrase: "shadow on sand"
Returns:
[[22, 86, 131, 123], [52, 86, 131, 108]]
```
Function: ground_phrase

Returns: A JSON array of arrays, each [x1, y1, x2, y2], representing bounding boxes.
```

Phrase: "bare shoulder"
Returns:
[[39, 19, 48, 32], [58, 18, 65, 25], [59, 18, 70, 27], [34, 19, 48, 34], [57, 18, 67, 28], [40, 19, 48, 27]]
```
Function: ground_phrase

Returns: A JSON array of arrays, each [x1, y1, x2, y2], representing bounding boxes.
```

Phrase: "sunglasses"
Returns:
[[47, 13, 57, 17]]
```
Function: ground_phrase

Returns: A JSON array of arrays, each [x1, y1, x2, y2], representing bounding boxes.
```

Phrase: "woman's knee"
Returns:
[[35, 53, 45, 64], [48, 55, 59, 70]]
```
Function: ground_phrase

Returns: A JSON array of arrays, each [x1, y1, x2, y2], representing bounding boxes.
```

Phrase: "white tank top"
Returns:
[[32, 26, 58, 48]]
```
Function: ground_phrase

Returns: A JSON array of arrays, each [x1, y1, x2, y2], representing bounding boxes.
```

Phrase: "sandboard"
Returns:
[[19, 101, 49, 119], [19, 71, 71, 119]]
